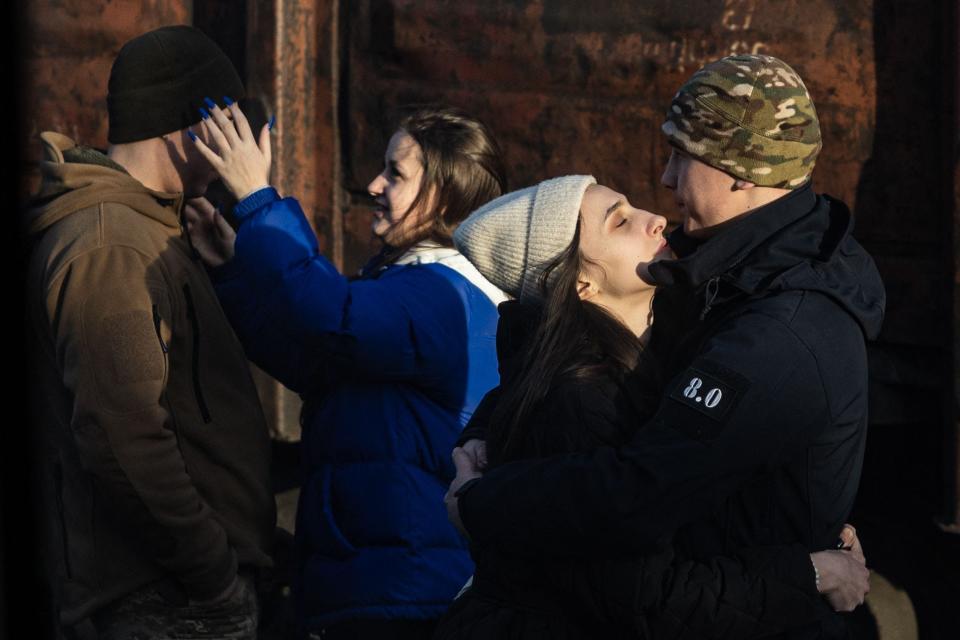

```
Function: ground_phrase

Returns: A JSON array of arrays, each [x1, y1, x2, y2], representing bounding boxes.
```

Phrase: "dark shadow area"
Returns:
[[8, 0, 54, 637], [271, 440, 302, 495], [194, 0, 248, 81], [851, 1, 960, 637]]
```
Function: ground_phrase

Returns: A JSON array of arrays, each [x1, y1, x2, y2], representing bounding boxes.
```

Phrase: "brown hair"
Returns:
[[367, 105, 507, 271]]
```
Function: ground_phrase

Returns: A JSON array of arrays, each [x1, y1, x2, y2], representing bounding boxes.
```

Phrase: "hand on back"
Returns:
[[810, 524, 870, 612]]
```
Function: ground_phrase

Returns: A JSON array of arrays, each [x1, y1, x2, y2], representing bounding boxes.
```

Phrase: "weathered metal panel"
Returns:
[[23, 1, 191, 153], [339, 9, 960, 627], [340, 0, 955, 484], [16, 0, 960, 630], [243, 0, 342, 441], [342, 1, 884, 266]]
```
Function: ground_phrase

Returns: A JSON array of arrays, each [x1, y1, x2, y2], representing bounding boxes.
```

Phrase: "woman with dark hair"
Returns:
[[184, 103, 508, 639], [434, 176, 870, 639]]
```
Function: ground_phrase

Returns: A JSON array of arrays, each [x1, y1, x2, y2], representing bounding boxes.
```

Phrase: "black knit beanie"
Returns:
[[107, 25, 245, 144]]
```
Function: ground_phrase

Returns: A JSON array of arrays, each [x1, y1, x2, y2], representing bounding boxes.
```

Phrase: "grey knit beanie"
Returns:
[[453, 175, 596, 301]]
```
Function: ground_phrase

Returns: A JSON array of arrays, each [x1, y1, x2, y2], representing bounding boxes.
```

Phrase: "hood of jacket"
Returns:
[[25, 132, 184, 237], [649, 184, 886, 340]]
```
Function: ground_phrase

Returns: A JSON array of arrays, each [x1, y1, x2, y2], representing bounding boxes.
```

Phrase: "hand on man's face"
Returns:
[[183, 197, 237, 267]]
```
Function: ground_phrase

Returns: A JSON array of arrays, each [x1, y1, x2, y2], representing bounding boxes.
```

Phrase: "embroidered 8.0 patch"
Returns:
[[668, 367, 740, 422]]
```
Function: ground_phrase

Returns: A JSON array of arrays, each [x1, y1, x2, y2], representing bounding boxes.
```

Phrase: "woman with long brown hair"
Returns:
[[185, 104, 508, 639], [435, 176, 869, 639]]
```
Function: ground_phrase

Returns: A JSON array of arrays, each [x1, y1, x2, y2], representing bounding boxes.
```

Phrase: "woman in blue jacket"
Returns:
[[185, 104, 508, 639]]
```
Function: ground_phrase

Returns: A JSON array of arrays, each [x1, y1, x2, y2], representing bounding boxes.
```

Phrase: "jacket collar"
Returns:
[[26, 132, 185, 236], [362, 241, 509, 306], [649, 184, 817, 292], [392, 240, 459, 266], [648, 183, 885, 340]]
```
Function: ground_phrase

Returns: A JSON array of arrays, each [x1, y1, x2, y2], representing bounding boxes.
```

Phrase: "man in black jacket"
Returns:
[[446, 54, 885, 637]]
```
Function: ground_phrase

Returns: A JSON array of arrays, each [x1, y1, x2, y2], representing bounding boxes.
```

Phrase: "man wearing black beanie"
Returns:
[[25, 26, 274, 639]]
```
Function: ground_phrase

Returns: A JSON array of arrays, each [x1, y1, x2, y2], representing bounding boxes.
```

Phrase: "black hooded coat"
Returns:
[[436, 301, 838, 640]]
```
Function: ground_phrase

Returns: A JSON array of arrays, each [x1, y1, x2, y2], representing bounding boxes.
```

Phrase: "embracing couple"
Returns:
[[432, 54, 885, 639]]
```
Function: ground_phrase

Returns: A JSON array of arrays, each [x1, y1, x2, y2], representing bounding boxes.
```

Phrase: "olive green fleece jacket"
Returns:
[[25, 132, 275, 627]]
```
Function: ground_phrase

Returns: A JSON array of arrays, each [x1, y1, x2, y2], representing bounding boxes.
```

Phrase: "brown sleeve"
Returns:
[[45, 245, 236, 600]]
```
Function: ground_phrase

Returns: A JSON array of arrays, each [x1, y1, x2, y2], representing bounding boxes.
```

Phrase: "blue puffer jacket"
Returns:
[[209, 188, 505, 629]]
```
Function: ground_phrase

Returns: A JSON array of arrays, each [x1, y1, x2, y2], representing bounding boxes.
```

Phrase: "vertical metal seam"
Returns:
[[331, 0, 344, 271], [273, 0, 285, 200]]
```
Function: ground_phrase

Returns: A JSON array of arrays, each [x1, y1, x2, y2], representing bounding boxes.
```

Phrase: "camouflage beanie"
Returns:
[[661, 54, 821, 189]]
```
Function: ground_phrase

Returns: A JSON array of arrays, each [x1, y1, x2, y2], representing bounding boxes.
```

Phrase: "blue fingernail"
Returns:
[[187, 130, 198, 142], [199, 107, 210, 120], [204, 97, 217, 109], [268, 115, 276, 131], [223, 96, 234, 106]]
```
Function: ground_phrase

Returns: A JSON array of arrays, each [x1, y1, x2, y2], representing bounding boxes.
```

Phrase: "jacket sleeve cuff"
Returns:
[[774, 546, 820, 596], [234, 186, 281, 220], [741, 543, 820, 597]]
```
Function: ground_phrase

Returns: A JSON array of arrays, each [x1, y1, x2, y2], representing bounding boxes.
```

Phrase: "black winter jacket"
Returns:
[[436, 302, 836, 640], [456, 185, 885, 637]]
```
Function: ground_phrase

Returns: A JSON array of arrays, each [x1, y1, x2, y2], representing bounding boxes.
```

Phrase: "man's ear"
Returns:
[[577, 277, 598, 301]]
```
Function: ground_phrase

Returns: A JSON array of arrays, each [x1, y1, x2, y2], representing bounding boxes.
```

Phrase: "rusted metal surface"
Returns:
[[342, 0, 879, 267], [15, 0, 960, 630], [242, 0, 342, 441], [338, 9, 960, 628], [248, 0, 323, 244], [340, 0, 956, 495], [21, 1, 191, 200], [21, 0, 958, 520], [22, 1, 190, 157]]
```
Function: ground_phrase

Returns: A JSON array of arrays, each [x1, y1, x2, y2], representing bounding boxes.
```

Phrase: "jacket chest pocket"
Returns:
[[149, 288, 173, 386], [150, 294, 183, 451]]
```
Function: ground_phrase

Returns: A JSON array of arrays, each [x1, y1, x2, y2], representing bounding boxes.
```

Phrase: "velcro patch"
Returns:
[[665, 362, 748, 439], [102, 310, 165, 384]]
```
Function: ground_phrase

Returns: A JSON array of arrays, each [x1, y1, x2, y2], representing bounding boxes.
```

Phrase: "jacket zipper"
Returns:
[[699, 276, 721, 320], [182, 284, 212, 424], [153, 304, 189, 467], [697, 248, 752, 321], [152, 305, 169, 353]]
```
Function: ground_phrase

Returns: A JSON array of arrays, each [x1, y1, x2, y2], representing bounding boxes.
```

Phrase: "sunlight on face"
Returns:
[[577, 184, 671, 300], [366, 131, 434, 247]]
